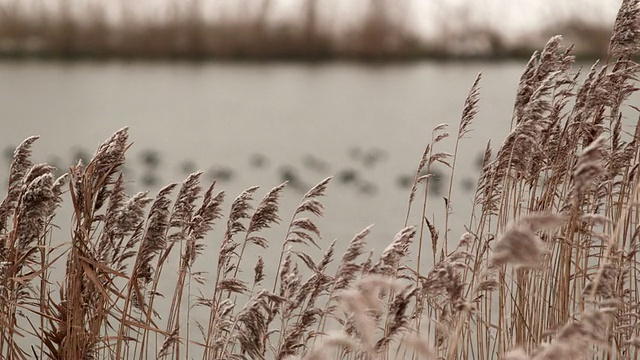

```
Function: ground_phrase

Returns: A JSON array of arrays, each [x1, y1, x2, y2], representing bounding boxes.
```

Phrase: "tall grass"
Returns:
[[2, 1, 640, 359]]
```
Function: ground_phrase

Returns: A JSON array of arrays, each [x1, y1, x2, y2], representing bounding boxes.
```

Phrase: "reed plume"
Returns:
[[1, 1, 640, 359]]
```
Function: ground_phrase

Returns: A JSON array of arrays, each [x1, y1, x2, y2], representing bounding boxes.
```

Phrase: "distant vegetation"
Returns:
[[2, 0, 640, 359], [0, 0, 617, 61]]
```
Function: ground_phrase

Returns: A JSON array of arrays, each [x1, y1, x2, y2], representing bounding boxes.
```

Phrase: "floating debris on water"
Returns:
[[3, 145, 14, 163], [461, 177, 475, 192], [140, 149, 161, 169], [397, 174, 413, 189], [357, 180, 378, 195], [302, 154, 329, 173], [72, 148, 91, 164], [337, 168, 358, 184], [249, 153, 268, 168], [141, 172, 159, 187], [207, 166, 234, 182], [180, 160, 197, 174]]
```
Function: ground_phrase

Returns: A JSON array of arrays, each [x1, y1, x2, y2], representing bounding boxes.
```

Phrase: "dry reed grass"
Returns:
[[2, 1, 640, 359]]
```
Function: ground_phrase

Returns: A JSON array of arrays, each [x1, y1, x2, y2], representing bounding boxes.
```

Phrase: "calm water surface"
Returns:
[[0, 60, 522, 245]]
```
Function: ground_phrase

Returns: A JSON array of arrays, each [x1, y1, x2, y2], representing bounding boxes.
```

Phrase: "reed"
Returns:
[[1, 1, 640, 359]]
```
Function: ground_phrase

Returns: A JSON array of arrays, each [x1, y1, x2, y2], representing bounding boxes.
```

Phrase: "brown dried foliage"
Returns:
[[2, 2, 640, 359]]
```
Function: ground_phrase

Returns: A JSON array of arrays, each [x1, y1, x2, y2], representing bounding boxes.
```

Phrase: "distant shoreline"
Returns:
[[0, 0, 613, 63], [0, 46, 608, 63]]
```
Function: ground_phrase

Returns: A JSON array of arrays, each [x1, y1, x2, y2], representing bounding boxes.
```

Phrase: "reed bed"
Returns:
[[2, 1, 640, 359]]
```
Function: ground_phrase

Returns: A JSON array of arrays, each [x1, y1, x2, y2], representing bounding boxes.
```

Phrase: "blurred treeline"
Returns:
[[0, 0, 616, 60]]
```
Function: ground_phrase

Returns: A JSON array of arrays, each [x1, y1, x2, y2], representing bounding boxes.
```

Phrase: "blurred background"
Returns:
[[0, 0, 620, 59], [0, 0, 626, 250]]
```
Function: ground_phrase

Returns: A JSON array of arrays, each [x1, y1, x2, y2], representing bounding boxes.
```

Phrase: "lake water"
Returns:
[[0, 60, 524, 243], [1, 59, 528, 356]]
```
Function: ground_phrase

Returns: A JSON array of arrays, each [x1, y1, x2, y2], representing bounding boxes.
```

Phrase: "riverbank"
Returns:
[[0, 0, 614, 61]]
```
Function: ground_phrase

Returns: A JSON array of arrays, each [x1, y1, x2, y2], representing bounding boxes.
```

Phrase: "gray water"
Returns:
[[1, 60, 527, 356], [0, 60, 523, 242]]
